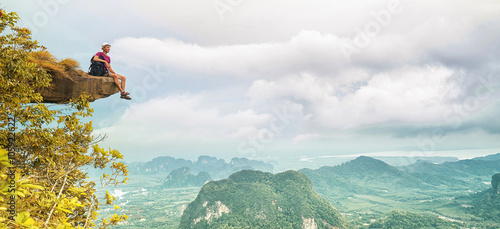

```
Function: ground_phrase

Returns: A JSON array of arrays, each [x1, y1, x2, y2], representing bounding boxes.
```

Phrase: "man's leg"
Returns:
[[117, 74, 126, 92], [113, 74, 131, 100], [109, 73, 124, 93]]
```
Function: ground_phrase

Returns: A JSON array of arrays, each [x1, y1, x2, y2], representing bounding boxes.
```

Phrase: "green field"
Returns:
[[94, 174, 201, 228]]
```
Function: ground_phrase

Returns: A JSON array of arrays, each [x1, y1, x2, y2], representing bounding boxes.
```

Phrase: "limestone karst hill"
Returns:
[[179, 170, 350, 229], [32, 50, 119, 103], [163, 167, 211, 188]]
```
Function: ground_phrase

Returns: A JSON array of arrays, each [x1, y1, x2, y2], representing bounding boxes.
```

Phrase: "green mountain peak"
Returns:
[[179, 170, 350, 229]]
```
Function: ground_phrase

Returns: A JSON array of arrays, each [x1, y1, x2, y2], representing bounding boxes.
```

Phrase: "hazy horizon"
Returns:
[[124, 149, 500, 165]]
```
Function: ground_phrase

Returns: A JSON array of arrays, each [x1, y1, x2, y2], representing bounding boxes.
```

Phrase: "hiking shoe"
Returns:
[[120, 94, 132, 100]]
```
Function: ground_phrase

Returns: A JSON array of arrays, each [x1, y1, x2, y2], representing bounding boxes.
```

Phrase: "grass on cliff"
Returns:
[[30, 49, 87, 81]]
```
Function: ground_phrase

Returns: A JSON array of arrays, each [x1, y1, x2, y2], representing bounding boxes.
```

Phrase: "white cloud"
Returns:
[[104, 0, 500, 82], [95, 64, 481, 153], [110, 30, 415, 79], [248, 65, 462, 130], [293, 133, 321, 144], [110, 31, 349, 78], [94, 94, 272, 144], [111, 11, 499, 80], [122, 0, 500, 46]]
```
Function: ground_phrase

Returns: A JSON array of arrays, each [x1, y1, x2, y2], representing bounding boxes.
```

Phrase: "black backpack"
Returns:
[[88, 55, 108, 76]]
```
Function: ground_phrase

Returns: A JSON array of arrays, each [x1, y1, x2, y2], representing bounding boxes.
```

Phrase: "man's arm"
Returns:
[[108, 65, 116, 74], [93, 55, 107, 63], [93, 55, 111, 70]]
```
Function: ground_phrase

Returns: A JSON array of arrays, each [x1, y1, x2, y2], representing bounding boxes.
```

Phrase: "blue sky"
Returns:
[[3, 0, 500, 162]]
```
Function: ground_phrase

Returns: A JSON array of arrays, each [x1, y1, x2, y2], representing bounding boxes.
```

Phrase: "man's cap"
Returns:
[[101, 42, 111, 48]]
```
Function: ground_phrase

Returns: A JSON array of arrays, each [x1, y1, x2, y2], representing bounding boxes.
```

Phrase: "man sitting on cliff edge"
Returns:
[[93, 43, 131, 100]]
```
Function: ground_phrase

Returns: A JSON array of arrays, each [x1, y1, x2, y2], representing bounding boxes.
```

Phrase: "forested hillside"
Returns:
[[465, 173, 500, 223], [179, 170, 350, 229], [300, 156, 472, 198], [369, 210, 462, 229], [299, 156, 500, 228]]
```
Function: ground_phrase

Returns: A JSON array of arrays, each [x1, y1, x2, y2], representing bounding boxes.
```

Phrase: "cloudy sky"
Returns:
[[3, 0, 500, 162]]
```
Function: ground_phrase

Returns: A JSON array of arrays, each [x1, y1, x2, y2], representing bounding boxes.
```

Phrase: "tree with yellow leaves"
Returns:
[[0, 10, 129, 228]]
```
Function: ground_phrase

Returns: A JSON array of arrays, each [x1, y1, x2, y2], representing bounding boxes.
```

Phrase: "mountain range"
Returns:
[[127, 155, 274, 180], [401, 156, 500, 178], [299, 156, 476, 198], [99, 153, 500, 228]]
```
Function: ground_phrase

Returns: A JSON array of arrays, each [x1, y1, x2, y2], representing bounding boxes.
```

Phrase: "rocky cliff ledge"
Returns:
[[38, 69, 119, 103], [32, 51, 119, 104]]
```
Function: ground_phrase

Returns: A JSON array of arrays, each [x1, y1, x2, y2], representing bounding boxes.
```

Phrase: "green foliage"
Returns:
[[179, 170, 350, 229], [492, 173, 500, 193], [369, 210, 462, 229], [300, 156, 466, 200], [0, 10, 129, 228], [0, 11, 50, 108], [299, 156, 500, 228], [468, 188, 500, 222]]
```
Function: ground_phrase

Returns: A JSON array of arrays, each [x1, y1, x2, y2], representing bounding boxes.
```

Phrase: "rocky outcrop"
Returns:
[[302, 217, 318, 229], [29, 51, 119, 104], [193, 201, 230, 225], [38, 69, 119, 103]]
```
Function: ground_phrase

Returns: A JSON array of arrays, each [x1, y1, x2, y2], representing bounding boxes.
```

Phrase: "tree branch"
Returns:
[[44, 173, 68, 226]]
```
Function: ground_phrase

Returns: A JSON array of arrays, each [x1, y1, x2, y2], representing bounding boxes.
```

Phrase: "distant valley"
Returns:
[[94, 153, 500, 228]]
